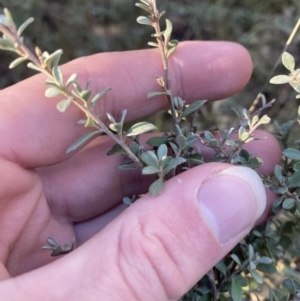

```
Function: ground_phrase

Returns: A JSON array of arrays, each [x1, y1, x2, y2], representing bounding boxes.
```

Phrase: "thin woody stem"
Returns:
[[0, 24, 143, 168], [150, 0, 180, 136]]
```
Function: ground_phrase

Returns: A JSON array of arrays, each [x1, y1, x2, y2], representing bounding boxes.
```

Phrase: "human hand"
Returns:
[[0, 41, 281, 300]]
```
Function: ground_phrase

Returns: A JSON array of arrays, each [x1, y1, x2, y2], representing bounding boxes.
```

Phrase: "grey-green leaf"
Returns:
[[9, 57, 27, 69], [66, 131, 101, 155], [56, 98, 72, 112], [135, 3, 151, 13], [44, 49, 63, 68], [0, 38, 16, 51], [289, 81, 300, 93], [148, 42, 159, 47], [163, 19, 172, 44], [269, 75, 290, 84], [231, 276, 243, 301], [147, 91, 168, 99], [90, 87, 111, 108], [45, 86, 62, 98], [66, 73, 78, 88], [140, 151, 159, 168], [142, 166, 160, 175], [215, 261, 227, 275], [52, 65, 63, 85], [27, 62, 43, 73], [287, 170, 300, 188], [126, 122, 157, 137], [136, 16, 152, 25], [231, 254, 242, 266], [257, 256, 273, 264], [146, 136, 168, 147], [17, 17, 34, 36], [249, 269, 263, 284], [157, 144, 168, 161], [149, 179, 165, 196], [181, 100, 207, 117], [282, 52, 295, 71], [106, 112, 116, 124], [162, 157, 185, 177], [282, 198, 296, 209], [283, 148, 300, 160]]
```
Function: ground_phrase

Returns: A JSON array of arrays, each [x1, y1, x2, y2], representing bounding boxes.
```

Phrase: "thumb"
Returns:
[[0, 163, 266, 301]]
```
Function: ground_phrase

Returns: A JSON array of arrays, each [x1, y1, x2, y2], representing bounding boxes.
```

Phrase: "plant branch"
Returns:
[[150, 0, 179, 136], [0, 23, 143, 167]]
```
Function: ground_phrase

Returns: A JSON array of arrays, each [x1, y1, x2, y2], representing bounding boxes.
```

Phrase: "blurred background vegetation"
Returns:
[[0, 0, 300, 130]]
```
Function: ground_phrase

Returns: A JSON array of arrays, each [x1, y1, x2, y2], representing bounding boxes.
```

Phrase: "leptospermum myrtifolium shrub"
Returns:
[[1, 1, 300, 300]]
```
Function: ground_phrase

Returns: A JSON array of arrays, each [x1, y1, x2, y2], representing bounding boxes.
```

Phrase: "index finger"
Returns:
[[0, 41, 252, 167]]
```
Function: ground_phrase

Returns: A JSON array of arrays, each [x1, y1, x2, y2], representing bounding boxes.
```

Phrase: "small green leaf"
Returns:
[[56, 98, 72, 112], [3, 8, 14, 24], [186, 153, 203, 165], [79, 89, 91, 101], [248, 244, 254, 260], [84, 116, 96, 128], [163, 19, 172, 44], [235, 275, 248, 287], [140, 0, 150, 5], [9, 57, 27, 69], [283, 148, 300, 160], [27, 62, 43, 73], [157, 144, 168, 161], [289, 80, 300, 93], [140, 151, 159, 168], [109, 123, 122, 134], [147, 91, 168, 99], [204, 131, 215, 141], [106, 113, 116, 124], [181, 100, 207, 117], [135, 3, 151, 13], [257, 256, 272, 264], [117, 163, 138, 170], [166, 40, 178, 58], [231, 276, 243, 301], [126, 122, 157, 137], [148, 42, 159, 47], [44, 49, 63, 68], [282, 198, 296, 209], [45, 86, 62, 98], [249, 269, 263, 284], [269, 75, 290, 84], [52, 65, 63, 85], [288, 170, 300, 187], [66, 131, 101, 155], [0, 38, 16, 51], [282, 52, 295, 71], [149, 179, 165, 196], [231, 254, 242, 266], [66, 74, 78, 88], [90, 87, 111, 108], [256, 263, 277, 274], [274, 165, 283, 182], [162, 157, 186, 177], [146, 136, 168, 147], [175, 135, 187, 151], [215, 261, 227, 275], [107, 143, 127, 156], [259, 115, 271, 124], [17, 17, 34, 36], [142, 166, 160, 175], [136, 16, 152, 25]]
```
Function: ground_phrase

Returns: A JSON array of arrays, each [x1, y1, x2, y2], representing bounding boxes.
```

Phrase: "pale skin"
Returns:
[[0, 41, 281, 300]]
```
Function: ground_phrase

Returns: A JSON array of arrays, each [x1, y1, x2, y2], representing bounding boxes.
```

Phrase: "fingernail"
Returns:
[[197, 166, 266, 244]]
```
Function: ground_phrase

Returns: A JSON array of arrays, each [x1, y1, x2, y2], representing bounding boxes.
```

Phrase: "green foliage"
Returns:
[[2, 2, 300, 301]]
